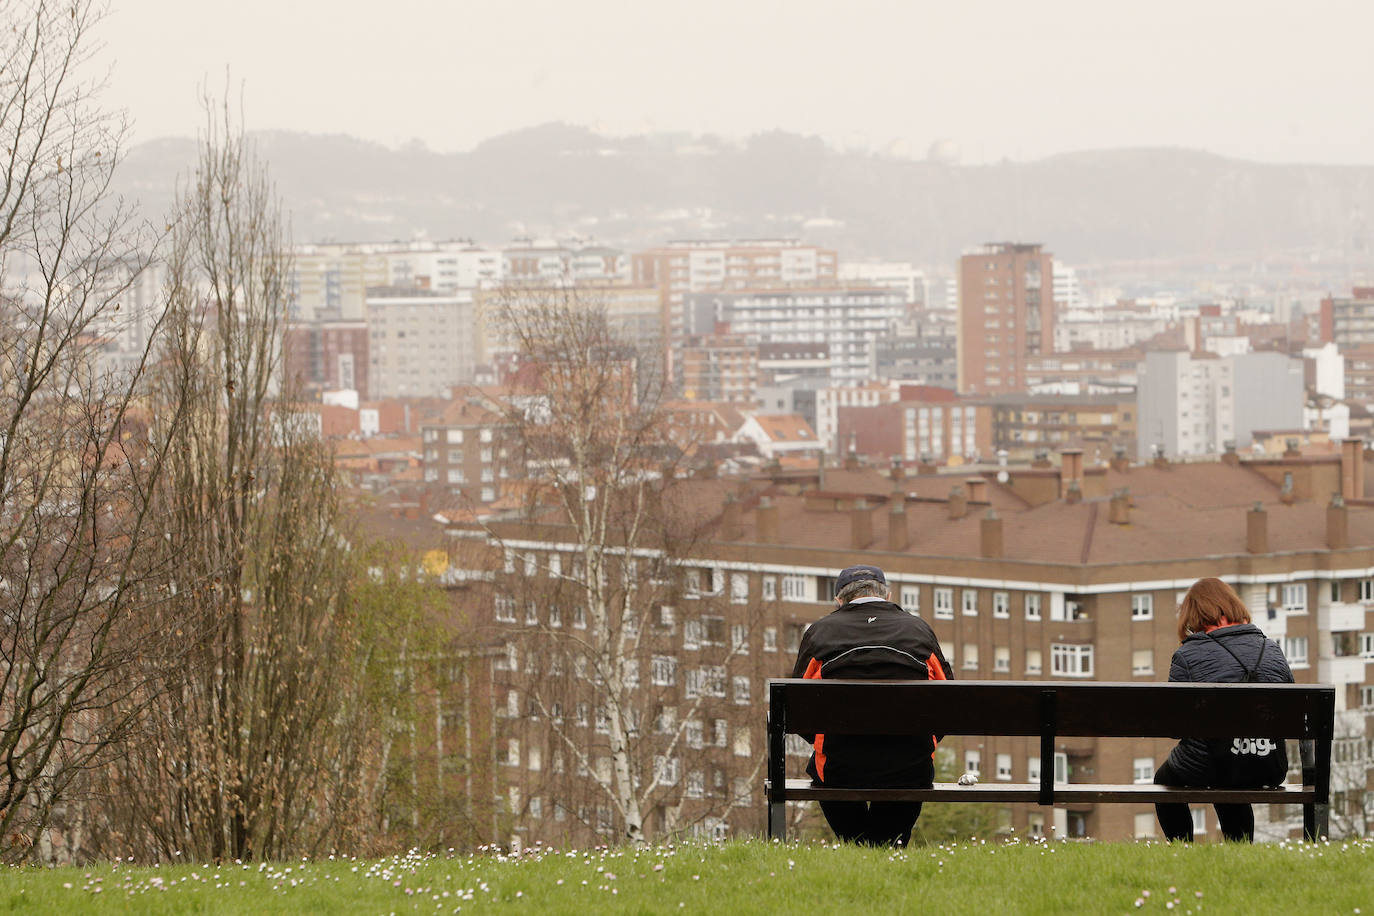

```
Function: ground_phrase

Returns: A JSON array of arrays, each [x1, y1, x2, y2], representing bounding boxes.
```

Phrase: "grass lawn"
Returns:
[[3, 837, 1371, 914]]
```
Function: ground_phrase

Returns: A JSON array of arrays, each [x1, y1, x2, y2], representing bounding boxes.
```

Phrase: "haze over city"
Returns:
[[103, 0, 1374, 165]]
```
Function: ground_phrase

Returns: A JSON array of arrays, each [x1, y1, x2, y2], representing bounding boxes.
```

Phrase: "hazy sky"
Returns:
[[100, 0, 1374, 165]]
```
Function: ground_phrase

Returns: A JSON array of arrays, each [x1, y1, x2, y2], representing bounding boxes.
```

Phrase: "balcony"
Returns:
[[1318, 600, 1365, 633], [1317, 656, 1367, 686]]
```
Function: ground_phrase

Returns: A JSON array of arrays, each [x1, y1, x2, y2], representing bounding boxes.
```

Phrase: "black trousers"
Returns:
[[819, 800, 923, 847], [1153, 759, 1254, 842]]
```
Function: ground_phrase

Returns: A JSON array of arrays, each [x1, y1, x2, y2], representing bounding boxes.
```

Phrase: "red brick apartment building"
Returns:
[[452, 443, 1374, 847], [958, 243, 1056, 395]]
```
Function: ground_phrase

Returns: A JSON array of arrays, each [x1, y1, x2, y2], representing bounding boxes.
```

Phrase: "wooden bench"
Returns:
[[766, 679, 1335, 841]]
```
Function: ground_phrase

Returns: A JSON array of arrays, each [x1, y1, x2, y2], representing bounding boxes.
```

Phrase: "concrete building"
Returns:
[[459, 441, 1374, 846], [838, 260, 926, 307], [367, 287, 477, 399], [419, 398, 513, 506], [284, 320, 370, 400], [683, 287, 905, 385], [1137, 350, 1304, 460], [292, 241, 505, 321], [1319, 288, 1374, 349], [958, 243, 1055, 395], [678, 332, 759, 404], [983, 393, 1138, 462], [837, 389, 991, 463], [814, 381, 901, 453], [873, 310, 958, 388]]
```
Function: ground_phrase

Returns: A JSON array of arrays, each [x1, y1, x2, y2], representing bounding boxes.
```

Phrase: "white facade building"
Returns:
[[838, 260, 927, 307]]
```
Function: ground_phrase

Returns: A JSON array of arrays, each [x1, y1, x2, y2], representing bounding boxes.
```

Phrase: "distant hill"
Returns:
[[115, 125, 1374, 265]]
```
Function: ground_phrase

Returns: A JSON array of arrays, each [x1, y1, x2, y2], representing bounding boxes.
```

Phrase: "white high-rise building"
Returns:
[[1137, 350, 1303, 460], [838, 261, 926, 307], [1052, 262, 1082, 310]]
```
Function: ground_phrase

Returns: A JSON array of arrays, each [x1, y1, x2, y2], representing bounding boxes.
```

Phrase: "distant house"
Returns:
[[733, 413, 820, 459]]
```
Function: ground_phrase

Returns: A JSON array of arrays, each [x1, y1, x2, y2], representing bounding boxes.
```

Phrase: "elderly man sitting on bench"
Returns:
[[789, 564, 954, 847]]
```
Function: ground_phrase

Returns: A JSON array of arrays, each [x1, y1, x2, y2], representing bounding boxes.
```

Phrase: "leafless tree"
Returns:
[[0, 0, 193, 862], [476, 287, 769, 846]]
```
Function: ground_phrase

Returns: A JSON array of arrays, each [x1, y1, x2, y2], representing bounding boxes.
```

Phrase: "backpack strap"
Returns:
[[1206, 631, 1267, 682]]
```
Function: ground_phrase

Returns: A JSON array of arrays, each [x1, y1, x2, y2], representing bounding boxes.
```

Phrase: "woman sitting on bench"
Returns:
[[1154, 577, 1295, 842]]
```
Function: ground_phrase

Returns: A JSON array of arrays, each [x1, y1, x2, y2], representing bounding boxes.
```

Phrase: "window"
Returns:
[[1134, 813, 1157, 838], [656, 605, 675, 633], [1132, 649, 1154, 676], [734, 728, 752, 757], [702, 616, 726, 646], [1025, 593, 1042, 620], [653, 756, 681, 787], [994, 646, 1010, 672], [686, 770, 704, 799], [1190, 808, 1206, 835], [652, 655, 677, 686], [712, 718, 729, 748], [685, 719, 703, 750], [1360, 685, 1374, 710], [572, 605, 587, 629], [1282, 583, 1307, 615], [524, 602, 539, 626], [1027, 756, 1041, 782], [962, 589, 979, 616], [1360, 579, 1374, 602], [1028, 813, 1045, 838], [1054, 752, 1068, 785], [548, 553, 561, 577], [934, 587, 954, 619], [1282, 636, 1309, 668], [494, 596, 516, 623], [732, 676, 751, 705], [506, 739, 520, 767], [1050, 643, 1094, 677], [900, 585, 921, 614], [1133, 757, 1154, 784], [730, 573, 749, 604], [731, 624, 749, 651], [993, 592, 1009, 618], [964, 750, 981, 775], [763, 627, 778, 652], [1131, 594, 1153, 620], [781, 574, 808, 601], [1361, 633, 1374, 659], [446, 468, 465, 484], [1025, 648, 1043, 675], [528, 746, 542, 772], [962, 643, 979, 671], [996, 753, 1012, 781], [762, 575, 777, 601]]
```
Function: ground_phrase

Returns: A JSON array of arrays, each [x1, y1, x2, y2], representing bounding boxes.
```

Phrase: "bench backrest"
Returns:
[[769, 679, 1335, 740]]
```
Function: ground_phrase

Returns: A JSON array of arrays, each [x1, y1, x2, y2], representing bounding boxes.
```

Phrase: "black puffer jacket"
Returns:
[[1165, 623, 1295, 784]]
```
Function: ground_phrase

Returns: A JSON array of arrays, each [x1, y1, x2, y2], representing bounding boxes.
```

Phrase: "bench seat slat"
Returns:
[[770, 778, 1316, 805]]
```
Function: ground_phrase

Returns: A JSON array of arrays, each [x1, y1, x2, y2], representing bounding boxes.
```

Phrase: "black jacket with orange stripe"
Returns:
[[789, 599, 954, 788]]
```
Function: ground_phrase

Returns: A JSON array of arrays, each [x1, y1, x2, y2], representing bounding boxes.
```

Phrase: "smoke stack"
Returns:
[[1110, 446, 1131, 473], [1283, 437, 1302, 459], [918, 452, 939, 475], [851, 498, 873, 549], [890, 456, 905, 482], [980, 509, 1003, 558], [1342, 437, 1365, 501], [888, 496, 909, 551], [1221, 440, 1240, 467], [1247, 502, 1268, 554], [1031, 448, 1052, 469], [965, 476, 987, 502], [1280, 471, 1296, 505], [1059, 448, 1084, 500], [1107, 488, 1131, 524], [757, 496, 778, 544], [1064, 478, 1083, 505], [1328, 493, 1348, 550], [948, 485, 968, 520]]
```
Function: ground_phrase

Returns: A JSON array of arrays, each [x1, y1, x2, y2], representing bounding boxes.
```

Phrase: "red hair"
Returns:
[[1176, 577, 1252, 642]]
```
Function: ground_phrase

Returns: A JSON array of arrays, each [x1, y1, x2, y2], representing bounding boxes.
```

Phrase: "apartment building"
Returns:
[[957, 243, 1056, 394], [459, 441, 1374, 846], [982, 393, 1138, 461], [678, 332, 759, 403], [419, 398, 513, 506], [836, 390, 992, 464], [814, 381, 901, 453], [367, 287, 478, 398], [632, 240, 838, 362], [684, 287, 905, 388], [283, 320, 370, 399], [1319, 288, 1374, 349], [292, 241, 504, 321]]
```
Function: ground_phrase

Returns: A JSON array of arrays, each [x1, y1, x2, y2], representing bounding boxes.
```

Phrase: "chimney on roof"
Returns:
[[1283, 437, 1302, 459], [1031, 448, 1052, 469], [966, 476, 987, 502], [1221, 440, 1240, 467], [980, 509, 1003, 558], [1110, 446, 1131, 473], [1247, 502, 1268, 554], [1108, 488, 1131, 524], [720, 493, 743, 539], [851, 498, 873, 549], [1341, 437, 1365, 501], [1064, 478, 1083, 505], [1060, 448, 1084, 500], [757, 496, 778, 544], [888, 495, 909, 551], [918, 452, 939, 475], [1327, 492, 1348, 550], [1280, 471, 1296, 505], [844, 431, 860, 470], [1152, 443, 1169, 469], [890, 456, 905, 483], [817, 453, 826, 491], [948, 485, 968, 520]]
